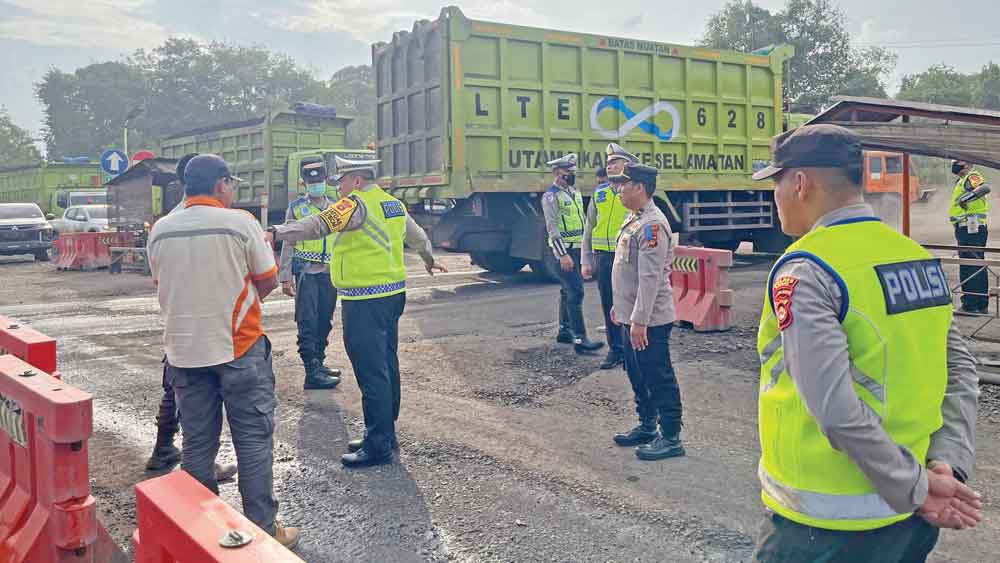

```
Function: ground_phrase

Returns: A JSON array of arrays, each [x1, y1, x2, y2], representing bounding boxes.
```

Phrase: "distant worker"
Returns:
[[949, 160, 991, 314], [751, 125, 981, 562], [542, 153, 603, 355], [145, 152, 236, 483], [148, 154, 298, 549], [583, 143, 639, 369], [266, 157, 448, 467], [278, 157, 342, 390], [608, 162, 685, 460]]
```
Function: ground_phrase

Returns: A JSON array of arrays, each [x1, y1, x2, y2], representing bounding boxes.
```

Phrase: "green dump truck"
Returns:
[[0, 160, 106, 218], [159, 105, 357, 225], [374, 6, 794, 276]]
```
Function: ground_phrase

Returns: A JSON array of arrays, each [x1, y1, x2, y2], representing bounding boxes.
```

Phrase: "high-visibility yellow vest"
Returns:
[[330, 186, 407, 300], [949, 169, 989, 225], [289, 197, 334, 264], [757, 216, 952, 531], [590, 183, 630, 252], [549, 186, 585, 245]]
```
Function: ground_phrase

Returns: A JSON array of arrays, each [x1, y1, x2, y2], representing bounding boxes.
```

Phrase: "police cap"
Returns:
[[331, 155, 380, 182], [752, 124, 861, 181], [609, 162, 657, 190], [546, 153, 577, 171], [300, 157, 328, 184], [605, 142, 638, 164]]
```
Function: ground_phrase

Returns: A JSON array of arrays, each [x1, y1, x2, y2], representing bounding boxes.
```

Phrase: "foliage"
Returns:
[[0, 107, 42, 167]]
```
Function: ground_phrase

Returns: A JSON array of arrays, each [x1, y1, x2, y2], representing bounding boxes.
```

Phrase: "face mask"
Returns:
[[307, 182, 327, 197], [564, 173, 576, 187], [952, 162, 964, 175]]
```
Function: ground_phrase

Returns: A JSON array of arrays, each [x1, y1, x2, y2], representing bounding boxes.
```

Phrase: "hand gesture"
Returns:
[[560, 254, 574, 272], [282, 279, 296, 297], [630, 323, 648, 351], [610, 306, 621, 326], [918, 461, 982, 529], [582, 264, 593, 279], [426, 260, 449, 275]]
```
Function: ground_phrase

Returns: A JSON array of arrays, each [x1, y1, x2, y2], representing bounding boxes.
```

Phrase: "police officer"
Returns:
[[278, 157, 342, 390], [583, 143, 638, 369], [266, 157, 447, 467], [145, 152, 236, 483], [542, 153, 603, 354], [949, 160, 991, 314], [751, 125, 982, 561]]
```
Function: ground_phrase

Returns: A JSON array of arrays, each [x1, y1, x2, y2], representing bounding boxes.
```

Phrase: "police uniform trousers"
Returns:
[[293, 260, 338, 365], [166, 336, 279, 535], [341, 292, 405, 455], [622, 323, 683, 434], [557, 247, 587, 337], [754, 512, 939, 563], [954, 224, 989, 311], [595, 250, 623, 355]]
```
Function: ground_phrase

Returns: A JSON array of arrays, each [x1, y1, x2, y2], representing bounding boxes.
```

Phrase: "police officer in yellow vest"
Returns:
[[542, 153, 604, 354], [277, 157, 342, 390], [751, 125, 982, 562], [267, 157, 447, 467], [583, 143, 638, 369], [949, 160, 991, 314]]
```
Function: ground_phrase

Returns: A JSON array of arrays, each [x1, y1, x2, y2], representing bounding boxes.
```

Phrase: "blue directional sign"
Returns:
[[100, 149, 129, 176]]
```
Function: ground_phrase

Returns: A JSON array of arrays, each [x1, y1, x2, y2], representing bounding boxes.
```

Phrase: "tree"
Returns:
[[971, 62, 1000, 111], [897, 64, 974, 107], [0, 107, 41, 167], [700, 1, 896, 111], [321, 65, 376, 147]]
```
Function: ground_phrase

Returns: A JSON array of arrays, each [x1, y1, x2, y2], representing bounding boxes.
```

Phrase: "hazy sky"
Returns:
[[2, 0, 998, 142]]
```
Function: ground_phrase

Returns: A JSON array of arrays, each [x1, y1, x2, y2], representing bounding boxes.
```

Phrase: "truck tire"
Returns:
[[34, 250, 51, 262], [471, 252, 527, 274], [528, 251, 560, 283]]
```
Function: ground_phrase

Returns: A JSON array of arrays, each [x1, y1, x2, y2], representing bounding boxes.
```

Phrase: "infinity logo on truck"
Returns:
[[589, 97, 681, 141]]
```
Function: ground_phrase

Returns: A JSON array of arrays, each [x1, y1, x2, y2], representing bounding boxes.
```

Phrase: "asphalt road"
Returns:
[[1, 200, 999, 562]]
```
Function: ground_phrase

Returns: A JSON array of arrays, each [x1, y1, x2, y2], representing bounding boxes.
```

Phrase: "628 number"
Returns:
[[695, 106, 768, 130]]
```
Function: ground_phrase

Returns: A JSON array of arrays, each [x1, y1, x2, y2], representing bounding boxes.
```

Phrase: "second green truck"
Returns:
[[374, 6, 794, 276]]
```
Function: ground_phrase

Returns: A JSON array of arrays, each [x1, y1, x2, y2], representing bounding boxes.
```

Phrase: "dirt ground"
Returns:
[[2, 198, 1000, 562]]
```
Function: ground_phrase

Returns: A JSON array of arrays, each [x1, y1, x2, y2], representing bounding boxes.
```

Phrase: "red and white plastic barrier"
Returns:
[[670, 246, 734, 332], [53, 232, 136, 271]]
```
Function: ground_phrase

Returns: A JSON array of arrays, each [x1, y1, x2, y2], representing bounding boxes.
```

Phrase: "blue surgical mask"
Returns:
[[306, 183, 327, 197]]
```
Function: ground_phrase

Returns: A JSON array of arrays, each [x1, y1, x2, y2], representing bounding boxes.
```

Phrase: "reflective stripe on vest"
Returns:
[[949, 170, 990, 224], [290, 200, 332, 264], [757, 217, 951, 532], [330, 186, 408, 301], [591, 184, 629, 252]]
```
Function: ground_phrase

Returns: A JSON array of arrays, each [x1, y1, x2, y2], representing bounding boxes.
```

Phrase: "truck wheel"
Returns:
[[471, 252, 527, 274], [528, 252, 560, 283], [34, 250, 51, 262]]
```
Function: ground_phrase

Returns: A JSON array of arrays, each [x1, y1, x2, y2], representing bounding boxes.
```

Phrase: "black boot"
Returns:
[[556, 330, 575, 344], [613, 419, 657, 447], [636, 431, 686, 461], [341, 448, 393, 467], [304, 359, 340, 390], [348, 436, 399, 453], [574, 336, 604, 354], [600, 350, 623, 369], [145, 429, 181, 471]]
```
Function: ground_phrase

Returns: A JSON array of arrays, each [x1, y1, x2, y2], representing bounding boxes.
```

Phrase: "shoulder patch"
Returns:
[[772, 275, 800, 331], [969, 173, 985, 188], [380, 200, 405, 219], [595, 189, 608, 203], [874, 259, 950, 315], [643, 223, 659, 247], [318, 196, 358, 233]]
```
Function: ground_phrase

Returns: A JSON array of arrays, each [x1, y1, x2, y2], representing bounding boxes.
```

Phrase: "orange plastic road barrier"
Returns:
[[0, 354, 102, 562], [133, 471, 304, 563], [54, 232, 135, 271], [670, 246, 734, 332], [0, 315, 58, 377]]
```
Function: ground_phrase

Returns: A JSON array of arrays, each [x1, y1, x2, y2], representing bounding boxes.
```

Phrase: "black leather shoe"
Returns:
[[347, 437, 399, 453], [574, 337, 605, 354], [317, 365, 342, 379], [600, 351, 623, 369], [636, 434, 685, 461], [304, 371, 340, 390], [556, 332, 575, 344], [613, 422, 658, 447], [341, 448, 393, 467], [145, 444, 181, 471]]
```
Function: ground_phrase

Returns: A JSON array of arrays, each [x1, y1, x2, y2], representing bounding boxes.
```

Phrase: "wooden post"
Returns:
[[902, 153, 911, 236]]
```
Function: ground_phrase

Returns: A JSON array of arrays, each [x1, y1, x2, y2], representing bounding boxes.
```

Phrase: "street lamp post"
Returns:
[[124, 106, 144, 157]]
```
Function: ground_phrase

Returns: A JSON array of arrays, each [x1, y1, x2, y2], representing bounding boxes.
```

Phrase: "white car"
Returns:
[[51, 205, 110, 234]]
